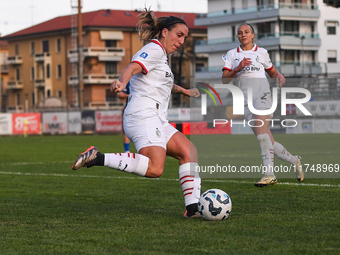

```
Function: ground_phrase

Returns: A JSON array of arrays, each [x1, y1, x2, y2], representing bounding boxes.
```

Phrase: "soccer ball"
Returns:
[[198, 189, 232, 221]]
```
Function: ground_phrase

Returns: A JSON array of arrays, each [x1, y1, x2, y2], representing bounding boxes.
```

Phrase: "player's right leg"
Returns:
[[72, 111, 167, 178], [72, 146, 160, 177], [251, 115, 277, 187]]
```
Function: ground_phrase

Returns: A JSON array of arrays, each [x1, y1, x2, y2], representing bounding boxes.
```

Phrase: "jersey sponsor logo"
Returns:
[[139, 52, 148, 59], [242, 65, 261, 72], [165, 72, 174, 79]]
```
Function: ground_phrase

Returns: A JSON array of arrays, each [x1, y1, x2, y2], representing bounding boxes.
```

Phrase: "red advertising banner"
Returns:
[[12, 113, 41, 135], [95, 110, 122, 133]]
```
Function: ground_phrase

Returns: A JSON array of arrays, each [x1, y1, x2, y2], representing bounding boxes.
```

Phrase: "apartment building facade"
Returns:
[[0, 39, 9, 112], [1, 10, 206, 112], [195, 0, 340, 81]]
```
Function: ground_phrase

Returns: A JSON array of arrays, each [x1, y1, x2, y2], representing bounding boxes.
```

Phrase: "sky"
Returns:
[[0, 0, 207, 36]]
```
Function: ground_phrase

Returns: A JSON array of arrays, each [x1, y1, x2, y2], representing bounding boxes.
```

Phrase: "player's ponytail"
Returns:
[[137, 8, 187, 44]]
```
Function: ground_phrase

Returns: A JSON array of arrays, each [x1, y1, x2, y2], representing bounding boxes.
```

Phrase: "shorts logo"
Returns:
[[156, 128, 161, 137], [139, 52, 148, 59]]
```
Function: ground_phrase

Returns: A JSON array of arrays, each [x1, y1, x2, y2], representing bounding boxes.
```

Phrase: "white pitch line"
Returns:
[[0, 171, 339, 188], [0, 161, 74, 166]]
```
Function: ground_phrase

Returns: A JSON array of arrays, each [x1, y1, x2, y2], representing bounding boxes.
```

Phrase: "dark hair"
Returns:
[[137, 8, 187, 44]]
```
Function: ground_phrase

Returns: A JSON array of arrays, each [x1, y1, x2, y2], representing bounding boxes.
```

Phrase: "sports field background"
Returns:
[[1, 133, 339, 254]]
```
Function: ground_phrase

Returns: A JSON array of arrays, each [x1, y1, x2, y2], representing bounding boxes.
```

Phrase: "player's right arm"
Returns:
[[110, 63, 143, 93], [222, 57, 251, 84]]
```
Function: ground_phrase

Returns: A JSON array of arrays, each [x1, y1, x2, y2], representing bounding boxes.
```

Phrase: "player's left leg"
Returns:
[[268, 132, 304, 182], [166, 129, 201, 218]]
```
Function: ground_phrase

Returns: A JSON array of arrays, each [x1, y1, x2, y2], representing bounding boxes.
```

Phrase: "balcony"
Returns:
[[68, 47, 125, 62], [7, 80, 23, 89], [34, 79, 45, 88], [68, 74, 120, 85], [7, 55, 23, 65], [195, 33, 320, 53], [7, 105, 23, 113], [1, 65, 8, 73], [34, 52, 51, 62], [195, 3, 320, 26], [195, 62, 323, 79]]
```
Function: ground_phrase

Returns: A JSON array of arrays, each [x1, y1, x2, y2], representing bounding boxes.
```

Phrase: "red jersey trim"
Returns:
[[132, 60, 148, 75], [151, 39, 166, 54], [265, 65, 274, 71], [222, 67, 232, 71]]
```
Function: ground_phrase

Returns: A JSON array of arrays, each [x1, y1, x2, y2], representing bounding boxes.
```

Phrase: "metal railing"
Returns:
[[196, 3, 318, 19], [196, 32, 319, 46]]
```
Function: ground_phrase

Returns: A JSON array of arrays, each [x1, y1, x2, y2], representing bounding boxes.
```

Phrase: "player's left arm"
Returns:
[[266, 67, 286, 88], [171, 84, 200, 97]]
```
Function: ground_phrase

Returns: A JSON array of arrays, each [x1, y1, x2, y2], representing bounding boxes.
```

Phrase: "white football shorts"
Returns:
[[123, 109, 178, 152], [244, 85, 273, 122]]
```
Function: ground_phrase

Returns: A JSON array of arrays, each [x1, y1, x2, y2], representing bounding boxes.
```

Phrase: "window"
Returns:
[[105, 40, 117, 47], [327, 50, 337, 63], [56, 38, 61, 52], [57, 64, 62, 78], [16, 93, 21, 106], [16, 68, 20, 80], [106, 89, 117, 102], [47, 90, 51, 98], [327, 26, 336, 35], [326, 21, 337, 35], [31, 66, 35, 81], [32, 92, 35, 106], [15, 44, 19, 55], [42, 40, 49, 53], [58, 91, 62, 98], [46, 64, 50, 78], [31, 42, 35, 55], [105, 62, 117, 74], [281, 20, 299, 36], [195, 62, 205, 72]]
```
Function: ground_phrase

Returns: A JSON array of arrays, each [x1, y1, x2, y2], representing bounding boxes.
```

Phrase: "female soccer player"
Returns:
[[222, 23, 304, 187], [72, 9, 201, 217]]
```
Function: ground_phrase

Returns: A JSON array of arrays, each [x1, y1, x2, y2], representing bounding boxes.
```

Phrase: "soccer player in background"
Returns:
[[118, 81, 131, 153], [222, 23, 304, 187], [72, 8, 202, 217]]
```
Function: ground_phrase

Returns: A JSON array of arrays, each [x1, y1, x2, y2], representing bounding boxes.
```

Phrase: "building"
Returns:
[[1, 9, 206, 112], [0, 38, 9, 112], [195, 0, 340, 81]]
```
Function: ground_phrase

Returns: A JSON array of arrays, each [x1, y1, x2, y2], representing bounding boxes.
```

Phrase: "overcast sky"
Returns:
[[0, 0, 207, 36]]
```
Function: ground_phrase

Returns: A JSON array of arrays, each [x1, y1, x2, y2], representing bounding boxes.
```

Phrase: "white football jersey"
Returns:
[[127, 39, 174, 121], [222, 44, 273, 79], [222, 44, 274, 105]]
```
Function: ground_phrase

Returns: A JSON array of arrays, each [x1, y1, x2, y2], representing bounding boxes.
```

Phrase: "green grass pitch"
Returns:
[[0, 133, 339, 254]]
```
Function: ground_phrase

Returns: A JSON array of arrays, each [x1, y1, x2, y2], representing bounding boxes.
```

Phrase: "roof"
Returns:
[[2, 9, 206, 39]]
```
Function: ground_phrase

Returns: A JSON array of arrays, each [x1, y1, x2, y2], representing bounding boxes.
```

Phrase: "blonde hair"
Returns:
[[137, 7, 187, 44], [237, 23, 256, 44]]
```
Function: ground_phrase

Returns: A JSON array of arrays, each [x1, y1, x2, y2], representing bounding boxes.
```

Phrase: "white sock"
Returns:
[[274, 142, 298, 165], [257, 134, 274, 176], [179, 162, 201, 206], [104, 152, 149, 176]]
